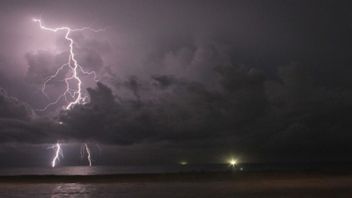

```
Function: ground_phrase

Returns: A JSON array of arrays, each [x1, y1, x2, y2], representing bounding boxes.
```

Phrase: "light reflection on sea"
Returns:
[[0, 180, 351, 198], [0, 182, 223, 198]]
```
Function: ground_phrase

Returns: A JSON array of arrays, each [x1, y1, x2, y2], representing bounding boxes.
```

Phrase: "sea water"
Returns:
[[1, 164, 351, 197]]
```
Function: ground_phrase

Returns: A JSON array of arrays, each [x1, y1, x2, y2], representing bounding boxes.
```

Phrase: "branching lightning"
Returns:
[[32, 18, 103, 167], [33, 18, 103, 111]]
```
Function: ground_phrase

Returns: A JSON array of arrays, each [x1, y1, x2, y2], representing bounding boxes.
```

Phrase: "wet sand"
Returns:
[[0, 171, 352, 197]]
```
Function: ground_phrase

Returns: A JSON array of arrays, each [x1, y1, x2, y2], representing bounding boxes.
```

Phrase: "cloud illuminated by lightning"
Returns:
[[32, 18, 103, 111], [32, 18, 104, 167]]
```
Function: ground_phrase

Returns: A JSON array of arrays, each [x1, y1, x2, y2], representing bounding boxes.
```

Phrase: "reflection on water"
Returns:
[[51, 183, 91, 198], [55, 166, 96, 175], [0, 182, 220, 198], [0, 181, 351, 198]]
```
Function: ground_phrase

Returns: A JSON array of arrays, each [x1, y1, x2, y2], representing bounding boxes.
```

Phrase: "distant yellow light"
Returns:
[[228, 159, 237, 167]]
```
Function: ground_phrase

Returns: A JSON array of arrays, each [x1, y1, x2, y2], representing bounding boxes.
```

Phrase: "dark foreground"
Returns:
[[0, 171, 352, 197]]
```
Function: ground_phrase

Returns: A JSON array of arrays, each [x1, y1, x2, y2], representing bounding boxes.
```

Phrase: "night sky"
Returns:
[[1, 0, 352, 167]]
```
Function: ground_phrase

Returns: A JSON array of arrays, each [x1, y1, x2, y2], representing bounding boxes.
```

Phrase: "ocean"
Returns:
[[1, 164, 352, 197], [1, 174, 352, 198]]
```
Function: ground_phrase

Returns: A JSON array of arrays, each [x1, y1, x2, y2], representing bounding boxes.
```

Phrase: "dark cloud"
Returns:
[[0, 119, 50, 144], [0, 88, 33, 120], [58, 64, 267, 145], [0, 88, 59, 144], [56, 60, 352, 162], [2, 59, 352, 162]]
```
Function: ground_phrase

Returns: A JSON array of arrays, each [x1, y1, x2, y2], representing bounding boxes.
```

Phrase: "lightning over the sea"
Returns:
[[33, 18, 103, 167], [84, 143, 92, 166], [50, 143, 63, 168], [80, 143, 94, 166]]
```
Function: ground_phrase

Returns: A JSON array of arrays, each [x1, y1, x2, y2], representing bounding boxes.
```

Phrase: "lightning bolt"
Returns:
[[84, 143, 92, 166], [80, 143, 93, 166], [32, 18, 104, 167], [32, 18, 103, 111], [50, 143, 63, 168]]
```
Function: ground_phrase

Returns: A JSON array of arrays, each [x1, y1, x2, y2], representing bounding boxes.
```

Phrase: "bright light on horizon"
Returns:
[[228, 158, 237, 167]]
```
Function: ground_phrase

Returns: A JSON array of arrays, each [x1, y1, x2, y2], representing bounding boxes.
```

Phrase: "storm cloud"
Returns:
[[0, 0, 352, 164]]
